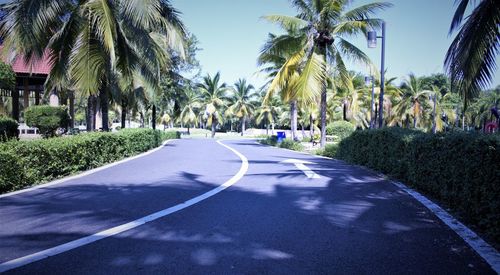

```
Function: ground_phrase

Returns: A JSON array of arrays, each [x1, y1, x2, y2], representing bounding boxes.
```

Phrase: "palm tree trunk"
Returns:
[[432, 94, 437, 134], [241, 116, 246, 136], [211, 116, 216, 138], [69, 91, 75, 129], [187, 125, 190, 135], [99, 88, 109, 131], [272, 123, 275, 135], [290, 100, 298, 141], [86, 95, 97, 131], [413, 117, 417, 128], [343, 100, 348, 121], [152, 105, 156, 130], [309, 114, 313, 139], [319, 45, 327, 148], [121, 99, 127, 129], [301, 123, 305, 138], [266, 124, 269, 135]]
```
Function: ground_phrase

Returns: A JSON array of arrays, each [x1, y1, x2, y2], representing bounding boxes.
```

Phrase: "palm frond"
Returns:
[[261, 15, 309, 31]]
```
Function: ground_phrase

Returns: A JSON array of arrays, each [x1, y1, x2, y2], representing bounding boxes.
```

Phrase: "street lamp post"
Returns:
[[365, 75, 376, 129], [368, 21, 386, 128]]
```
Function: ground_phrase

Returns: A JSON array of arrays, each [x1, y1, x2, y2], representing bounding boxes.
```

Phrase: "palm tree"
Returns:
[[467, 87, 500, 130], [335, 72, 368, 127], [0, 0, 186, 131], [227, 79, 256, 136], [179, 87, 201, 134], [258, 32, 305, 140], [256, 95, 282, 135], [198, 72, 227, 138], [392, 74, 431, 128], [428, 86, 459, 133], [262, 0, 391, 147], [445, 0, 500, 108]]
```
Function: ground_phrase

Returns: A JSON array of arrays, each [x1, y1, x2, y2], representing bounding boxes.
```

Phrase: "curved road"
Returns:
[[0, 139, 495, 274]]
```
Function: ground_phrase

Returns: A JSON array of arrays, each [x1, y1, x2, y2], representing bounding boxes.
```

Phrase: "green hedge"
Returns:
[[259, 136, 303, 151], [0, 116, 18, 141], [0, 129, 180, 193], [279, 139, 304, 151], [333, 128, 500, 242]]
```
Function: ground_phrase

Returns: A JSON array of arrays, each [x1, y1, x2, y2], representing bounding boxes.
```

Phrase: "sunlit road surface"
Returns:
[[0, 139, 495, 274]]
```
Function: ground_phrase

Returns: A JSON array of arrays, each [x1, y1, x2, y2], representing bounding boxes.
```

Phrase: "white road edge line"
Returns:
[[0, 140, 175, 199], [233, 140, 500, 273], [0, 139, 249, 273], [254, 139, 500, 272], [392, 181, 500, 274]]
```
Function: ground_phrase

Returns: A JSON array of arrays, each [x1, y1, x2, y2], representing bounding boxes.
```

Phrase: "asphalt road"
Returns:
[[0, 138, 495, 274]]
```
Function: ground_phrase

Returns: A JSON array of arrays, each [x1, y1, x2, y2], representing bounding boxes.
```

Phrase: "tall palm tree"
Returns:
[[262, 0, 391, 147], [445, 0, 500, 109], [256, 96, 282, 135], [227, 79, 256, 136], [428, 86, 458, 133], [198, 72, 227, 138], [258, 32, 306, 140], [392, 74, 431, 128], [335, 72, 368, 127], [179, 87, 200, 134], [0, 0, 186, 131]]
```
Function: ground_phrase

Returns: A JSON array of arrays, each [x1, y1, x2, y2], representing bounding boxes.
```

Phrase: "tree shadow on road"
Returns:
[[0, 141, 495, 275]]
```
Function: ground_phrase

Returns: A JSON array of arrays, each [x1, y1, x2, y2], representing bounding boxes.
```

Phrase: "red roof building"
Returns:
[[1, 48, 53, 121]]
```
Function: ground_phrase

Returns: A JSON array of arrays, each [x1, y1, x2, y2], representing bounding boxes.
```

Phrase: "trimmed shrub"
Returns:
[[336, 127, 500, 242], [337, 128, 424, 179], [0, 116, 19, 141], [279, 139, 304, 151], [24, 105, 70, 138], [0, 152, 23, 192], [0, 129, 179, 194], [162, 130, 181, 140], [320, 143, 339, 158], [325, 121, 356, 141], [260, 135, 278, 146]]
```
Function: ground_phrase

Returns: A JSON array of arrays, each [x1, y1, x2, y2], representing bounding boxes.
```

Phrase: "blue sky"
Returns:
[[171, 0, 500, 88]]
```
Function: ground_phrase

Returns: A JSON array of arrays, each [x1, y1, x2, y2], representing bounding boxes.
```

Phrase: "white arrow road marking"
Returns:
[[280, 159, 321, 179]]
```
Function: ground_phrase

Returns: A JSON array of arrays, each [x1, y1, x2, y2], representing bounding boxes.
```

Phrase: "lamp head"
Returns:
[[364, 76, 372, 86], [367, 31, 377, 48]]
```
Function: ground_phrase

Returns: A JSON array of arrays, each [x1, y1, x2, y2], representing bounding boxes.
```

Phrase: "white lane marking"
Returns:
[[392, 181, 500, 273], [0, 139, 176, 199], [256, 139, 500, 272], [0, 140, 249, 273], [280, 159, 321, 179]]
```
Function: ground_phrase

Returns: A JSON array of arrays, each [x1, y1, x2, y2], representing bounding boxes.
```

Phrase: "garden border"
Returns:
[[0, 139, 175, 199]]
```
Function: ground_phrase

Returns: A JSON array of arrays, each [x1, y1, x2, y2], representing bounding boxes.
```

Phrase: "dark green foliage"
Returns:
[[319, 143, 339, 157], [259, 135, 278, 146], [337, 128, 424, 178], [24, 105, 71, 138], [0, 129, 179, 194], [0, 152, 23, 193], [0, 61, 16, 90], [259, 135, 303, 151], [326, 121, 355, 141], [279, 139, 304, 151], [162, 130, 181, 140], [0, 116, 19, 141], [335, 127, 500, 242]]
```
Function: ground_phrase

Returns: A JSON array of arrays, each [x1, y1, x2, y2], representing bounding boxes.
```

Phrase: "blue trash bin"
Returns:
[[277, 131, 286, 143]]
